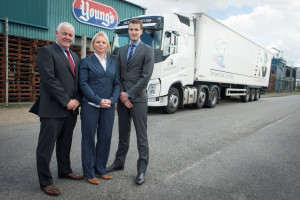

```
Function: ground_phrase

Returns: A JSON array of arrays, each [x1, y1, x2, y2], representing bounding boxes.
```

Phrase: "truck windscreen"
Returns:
[[111, 30, 163, 61]]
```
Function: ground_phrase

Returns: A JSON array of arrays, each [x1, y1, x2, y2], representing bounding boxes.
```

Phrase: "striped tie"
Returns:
[[127, 44, 135, 64]]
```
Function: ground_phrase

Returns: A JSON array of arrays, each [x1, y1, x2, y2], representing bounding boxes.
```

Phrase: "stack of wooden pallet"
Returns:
[[0, 34, 35, 102], [0, 33, 92, 103]]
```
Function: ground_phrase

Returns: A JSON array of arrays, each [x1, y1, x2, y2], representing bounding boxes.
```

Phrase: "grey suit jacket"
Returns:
[[116, 41, 154, 102], [36, 43, 81, 118]]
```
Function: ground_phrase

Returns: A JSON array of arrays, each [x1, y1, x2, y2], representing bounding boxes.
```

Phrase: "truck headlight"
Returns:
[[147, 79, 160, 97], [148, 84, 157, 95]]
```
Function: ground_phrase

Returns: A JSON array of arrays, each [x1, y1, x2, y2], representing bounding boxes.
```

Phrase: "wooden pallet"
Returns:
[[0, 34, 92, 103]]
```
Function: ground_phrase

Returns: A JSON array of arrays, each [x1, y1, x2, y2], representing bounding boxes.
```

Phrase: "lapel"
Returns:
[[70, 50, 78, 66], [106, 58, 113, 75], [123, 44, 130, 67], [91, 54, 107, 76], [53, 43, 75, 78]]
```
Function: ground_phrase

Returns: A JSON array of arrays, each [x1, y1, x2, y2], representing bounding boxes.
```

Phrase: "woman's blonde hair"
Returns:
[[90, 31, 111, 52]]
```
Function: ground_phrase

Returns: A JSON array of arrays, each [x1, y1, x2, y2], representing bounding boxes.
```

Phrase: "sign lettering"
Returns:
[[72, 0, 118, 29]]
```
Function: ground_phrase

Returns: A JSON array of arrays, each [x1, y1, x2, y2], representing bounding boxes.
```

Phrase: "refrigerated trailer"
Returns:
[[111, 13, 272, 114]]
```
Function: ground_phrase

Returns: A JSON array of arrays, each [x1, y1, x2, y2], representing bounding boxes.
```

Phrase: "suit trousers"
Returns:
[[36, 113, 77, 187], [81, 102, 114, 178], [115, 100, 149, 173]]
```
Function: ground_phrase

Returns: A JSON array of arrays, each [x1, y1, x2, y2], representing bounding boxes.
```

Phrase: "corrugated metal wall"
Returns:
[[0, 0, 49, 29], [0, 0, 145, 42]]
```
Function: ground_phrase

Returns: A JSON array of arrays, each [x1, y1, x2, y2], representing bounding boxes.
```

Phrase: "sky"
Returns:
[[126, 0, 300, 67]]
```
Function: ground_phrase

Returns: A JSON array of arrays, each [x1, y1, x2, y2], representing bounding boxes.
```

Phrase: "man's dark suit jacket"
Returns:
[[116, 41, 154, 102], [36, 43, 81, 118]]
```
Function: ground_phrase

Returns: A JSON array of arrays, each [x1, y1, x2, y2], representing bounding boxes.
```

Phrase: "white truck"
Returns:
[[111, 13, 272, 114]]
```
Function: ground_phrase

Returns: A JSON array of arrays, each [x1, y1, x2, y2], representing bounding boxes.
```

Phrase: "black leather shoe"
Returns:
[[106, 163, 124, 172], [135, 173, 145, 185]]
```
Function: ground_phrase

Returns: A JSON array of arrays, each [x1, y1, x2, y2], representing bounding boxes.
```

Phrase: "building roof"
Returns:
[[121, 0, 147, 10]]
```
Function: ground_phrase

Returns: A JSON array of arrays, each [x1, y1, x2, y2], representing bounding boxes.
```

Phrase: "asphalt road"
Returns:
[[0, 94, 300, 200]]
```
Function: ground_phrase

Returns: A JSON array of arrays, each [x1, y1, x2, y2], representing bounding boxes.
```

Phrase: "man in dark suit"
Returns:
[[107, 19, 154, 185], [36, 22, 83, 196]]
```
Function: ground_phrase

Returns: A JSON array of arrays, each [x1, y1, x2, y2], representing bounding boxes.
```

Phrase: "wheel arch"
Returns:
[[169, 82, 184, 108]]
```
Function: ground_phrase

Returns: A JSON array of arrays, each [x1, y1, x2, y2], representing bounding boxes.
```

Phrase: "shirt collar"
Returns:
[[56, 41, 70, 52], [129, 39, 141, 47], [94, 53, 107, 62]]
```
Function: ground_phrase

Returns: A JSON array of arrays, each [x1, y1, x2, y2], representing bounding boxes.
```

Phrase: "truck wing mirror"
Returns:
[[172, 31, 180, 36]]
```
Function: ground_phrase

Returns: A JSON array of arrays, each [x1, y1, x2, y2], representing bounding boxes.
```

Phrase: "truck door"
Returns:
[[161, 31, 179, 77]]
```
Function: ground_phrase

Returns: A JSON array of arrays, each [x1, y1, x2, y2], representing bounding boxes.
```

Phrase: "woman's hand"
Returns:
[[99, 99, 112, 108]]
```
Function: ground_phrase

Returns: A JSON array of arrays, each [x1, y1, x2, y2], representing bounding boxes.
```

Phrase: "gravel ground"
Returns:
[[0, 92, 299, 127], [0, 106, 39, 127]]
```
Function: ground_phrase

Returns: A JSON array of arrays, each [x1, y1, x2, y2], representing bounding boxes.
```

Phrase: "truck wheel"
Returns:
[[249, 89, 255, 102], [162, 87, 179, 114], [193, 88, 206, 109], [254, 89, 260, 101], [241, 88, 250, 102], [209, 88, 218, 108]]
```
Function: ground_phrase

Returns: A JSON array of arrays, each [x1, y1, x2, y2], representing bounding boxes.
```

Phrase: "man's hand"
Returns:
[[123, 99, 133, 109], [100, 99, 112, 108], [66, 99, 80, 110], [72, 99, 80, 110], [119, 92, 129, 103]]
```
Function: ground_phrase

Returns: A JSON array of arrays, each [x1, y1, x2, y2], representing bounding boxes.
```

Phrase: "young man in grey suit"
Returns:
[[36, 22, 83, 196], [107, 19, 154, 185]]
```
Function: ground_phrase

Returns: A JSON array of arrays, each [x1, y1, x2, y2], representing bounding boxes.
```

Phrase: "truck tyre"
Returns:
[[254, 89, 260, 101], [162, 87, 179, 114], [241, 88, 250, 102], [249, 88, 255, 102], [208, 88, 218, 108], [193, 88, 206, 109]]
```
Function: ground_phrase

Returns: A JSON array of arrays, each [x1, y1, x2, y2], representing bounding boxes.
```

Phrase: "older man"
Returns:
[[36, 22, 83, 196]]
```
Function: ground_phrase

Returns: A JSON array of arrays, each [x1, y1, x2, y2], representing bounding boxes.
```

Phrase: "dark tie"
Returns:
[[127, 44, 135, 64], [65, 50, 75, 76]]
